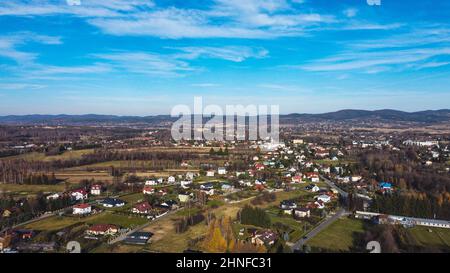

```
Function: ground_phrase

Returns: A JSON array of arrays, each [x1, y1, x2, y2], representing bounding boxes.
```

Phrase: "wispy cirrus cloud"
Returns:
[[0, 32, 62, 64], [290, 24, 450, 74], [173, 46, 268, 62], [1, 0, 338, 39]]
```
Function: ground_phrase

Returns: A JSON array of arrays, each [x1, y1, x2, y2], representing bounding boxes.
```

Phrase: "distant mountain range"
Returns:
[[0, 109, 449, 125]]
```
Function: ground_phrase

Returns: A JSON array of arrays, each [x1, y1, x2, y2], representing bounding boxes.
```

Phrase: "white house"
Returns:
[[145, 180, 157, 186], [186, 172, 195, 180], [218, 167, 227, 175], [294, 208, 310, 218], [206, 170, 215, 177], [317, 194, 331, 203], [70, 189, 88, 201], [168, 176, 176, 183], [72, 203, 91, 215], [181, 180, 192, 189], [90, 184, 102, 196], [221, 184, 234, 192], [46, 193, 61, 200], [310, 185, 320, 192], [351, 175, 362, 182]]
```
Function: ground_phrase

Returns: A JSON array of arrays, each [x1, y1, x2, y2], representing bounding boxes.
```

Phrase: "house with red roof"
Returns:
[[90, 184, 102, 196], [70, 189, 88, 200], [73, 203, 91, 215], [132, 201, 152, 214], [86, 224, 118, 236], [143, 186, 155, 195]]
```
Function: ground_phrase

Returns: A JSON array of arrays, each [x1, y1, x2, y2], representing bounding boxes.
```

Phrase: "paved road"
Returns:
[[320, 175, 348, 198], [292, 208, 349, 251]]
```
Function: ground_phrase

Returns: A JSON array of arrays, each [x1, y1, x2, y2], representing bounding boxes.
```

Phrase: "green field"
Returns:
[[306, 217, 365, 252], [85, 212, 149, 228], [404, 226, 450, 249], [24, 211, 148, 231], [4, 149, 94, 162], [0, 183, 66, 194]]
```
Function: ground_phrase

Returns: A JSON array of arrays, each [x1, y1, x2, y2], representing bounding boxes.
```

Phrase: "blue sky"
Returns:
[[1, 0, 450, 115]]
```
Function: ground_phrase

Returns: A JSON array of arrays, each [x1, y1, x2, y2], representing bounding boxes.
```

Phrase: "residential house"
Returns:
[[90, 184, 102, 196], [218, 167, 227, 175], [72, 203, 92, 215], [314, 200, 325, 209], [46, 193, 61, 200], [206, 170, 215, 177], [70, 189, 88, 201], [145, 180, 157, 186], [100, 198, 125, 208], [132, 201, 152, 214], [159, 200, 178, 210], [178, 193, 191, 203], [280, 200, 297, 210], [181, 180, 192, 189], [379, 182, 393, 192], [143, 186, 155, 195], [167, 176, 176, 183], [317, 194, 331, 203], [86, 224, 118, 236], [123, 232, 153, 245], [306, 173, 320, 183], [294, 208, 311, 218], [186, 172, 195, 180], [221, 183, 234, 192], [291, 175, 302, 183], [251, 230, 278, 246], [254, 163, 265, 171]]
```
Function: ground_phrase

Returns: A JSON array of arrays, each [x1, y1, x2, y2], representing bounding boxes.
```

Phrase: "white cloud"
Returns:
[[173, 46, 268, 62], [191, 83, 221, 87], [0, 83, 46, 90], [93, 52, 194, 77], [1, 1, 337, 39], [298, 47, 450, 73], [0, 32, 62, 64], [343, 8, 358, 18]]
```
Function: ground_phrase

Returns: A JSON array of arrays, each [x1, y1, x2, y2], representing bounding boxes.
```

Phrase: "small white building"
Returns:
[[218, 167, 227, 175], [90, 185, 102, 196], [206, 170, 215, 177], [145, 180, 157, 186], [294, 208, 310, 218], [168, 176, 176, 183], [181, 180, 192, 189], [317, 194, 331, 203]]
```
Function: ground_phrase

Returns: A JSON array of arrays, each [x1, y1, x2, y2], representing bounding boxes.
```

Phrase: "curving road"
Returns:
[[292, 208, 349, 251]]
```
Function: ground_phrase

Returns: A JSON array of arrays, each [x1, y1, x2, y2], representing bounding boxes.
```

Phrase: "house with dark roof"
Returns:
[[123, 232, 153, 245], [100, 198, 125, 208]]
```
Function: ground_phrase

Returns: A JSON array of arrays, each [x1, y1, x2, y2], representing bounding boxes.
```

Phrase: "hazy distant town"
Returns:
[[0, 110, 449, 253]]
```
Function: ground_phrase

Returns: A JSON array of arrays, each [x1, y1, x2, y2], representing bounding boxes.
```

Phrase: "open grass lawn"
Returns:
[[24, 210, 149, 231], [24, 215, 89, 231], [4, 149, 94, 162], [403, 226, 450, 249], [313, 159, 356, 166], [119, 192, 144, 203], [146, 220, 207, 253], [92, 243, 144, 253], [0, 183, 66, 194], [307, 218, 366, 252], [54, 171, 113, 183], [85, 212, 149, 229]]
